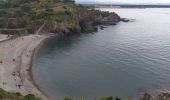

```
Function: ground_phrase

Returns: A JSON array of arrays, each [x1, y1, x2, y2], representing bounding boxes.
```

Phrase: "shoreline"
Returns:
[[29, 34, 59, 100], [0, 34, 15, 43], [1, 33, 170, 100], [0, 34, 55, 100], [29, 35, 51, 99]]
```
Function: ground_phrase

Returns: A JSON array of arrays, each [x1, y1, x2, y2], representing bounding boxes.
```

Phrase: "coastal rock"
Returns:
[[45, 9, 120, 36], [120, 18, 130, 22], [140, 93, 152, 100]]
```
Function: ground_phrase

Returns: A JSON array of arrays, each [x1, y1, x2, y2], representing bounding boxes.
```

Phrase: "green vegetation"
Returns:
[[0, 0, 120, 35], [0, 88, 40, 100], [63, 93, 170, 100], [64, 96, 130, 100], [0, 0, 78, 34]]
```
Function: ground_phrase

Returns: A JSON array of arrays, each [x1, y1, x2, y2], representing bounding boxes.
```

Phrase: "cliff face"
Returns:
[[50, 7, 120, 35], [77, 8, 120, 33]]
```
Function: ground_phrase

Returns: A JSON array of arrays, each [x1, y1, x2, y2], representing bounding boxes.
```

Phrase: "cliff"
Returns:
[[43, 6, 120, 35]]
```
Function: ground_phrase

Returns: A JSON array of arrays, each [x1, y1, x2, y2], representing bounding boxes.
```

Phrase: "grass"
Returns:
[[0, 88, 41, 100]]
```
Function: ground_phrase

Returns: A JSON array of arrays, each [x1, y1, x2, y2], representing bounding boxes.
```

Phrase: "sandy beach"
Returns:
[[0, 34, 11, 42], [0, 34, 50, 100]]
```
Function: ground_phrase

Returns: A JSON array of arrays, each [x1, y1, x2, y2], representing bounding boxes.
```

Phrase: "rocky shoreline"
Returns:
[[41, 9, 121, 36]]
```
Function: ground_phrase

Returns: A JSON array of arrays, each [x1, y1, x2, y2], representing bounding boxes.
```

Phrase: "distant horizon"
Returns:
[[75, 0, 170, 4]]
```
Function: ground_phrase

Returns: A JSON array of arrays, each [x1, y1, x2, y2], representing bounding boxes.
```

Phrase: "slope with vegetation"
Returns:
[[0, 0, 120, 35]]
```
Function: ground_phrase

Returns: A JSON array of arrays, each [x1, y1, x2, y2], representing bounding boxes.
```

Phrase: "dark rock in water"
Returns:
[[139, 92, 170, 100], [100, 21, 117, 25], [157, 92, 170, 100], [140, 93, 152, 100], [121, 18, 130, 22], [100, 26, 104, 30], [99, 25, 107, 30], [44, 9, 120, 36]]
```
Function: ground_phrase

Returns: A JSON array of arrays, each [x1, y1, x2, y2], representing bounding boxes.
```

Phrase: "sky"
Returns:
[[76, 0, 170, 4]]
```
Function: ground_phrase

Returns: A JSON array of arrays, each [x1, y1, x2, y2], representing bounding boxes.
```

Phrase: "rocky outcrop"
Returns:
[[120, 18, 130, 22], [77, 9, 120, 33], [46, 8, 121, 36]]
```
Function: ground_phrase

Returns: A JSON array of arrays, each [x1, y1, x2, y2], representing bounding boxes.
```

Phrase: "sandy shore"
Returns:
[[0, 34, 51, 100], [0, 34, 12, 42]]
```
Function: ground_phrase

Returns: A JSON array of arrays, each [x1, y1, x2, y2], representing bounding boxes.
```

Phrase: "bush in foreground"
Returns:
[[0, 88, 41, 100], [64, 96, 121, 100]]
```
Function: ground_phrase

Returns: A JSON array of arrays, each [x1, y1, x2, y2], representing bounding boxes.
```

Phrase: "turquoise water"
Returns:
[[33, 8, 170, 99]]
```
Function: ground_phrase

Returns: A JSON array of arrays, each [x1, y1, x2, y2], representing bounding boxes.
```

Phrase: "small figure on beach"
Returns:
[[2, 82, 7, 85], [26, 69, 29, 71], [0, 60, 2, 64], [13, 58, 15, 62], [16, 84, 22, 89], [7, 34, 10, 38], [12, 72, 16, 76], [18, 84, 22, 89]]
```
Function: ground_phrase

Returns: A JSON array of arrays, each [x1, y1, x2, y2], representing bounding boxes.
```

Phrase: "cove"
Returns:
[[33, 8, 170, 99]]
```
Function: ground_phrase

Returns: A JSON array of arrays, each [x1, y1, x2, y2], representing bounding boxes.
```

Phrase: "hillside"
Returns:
[[0, 0, 120, 35]]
